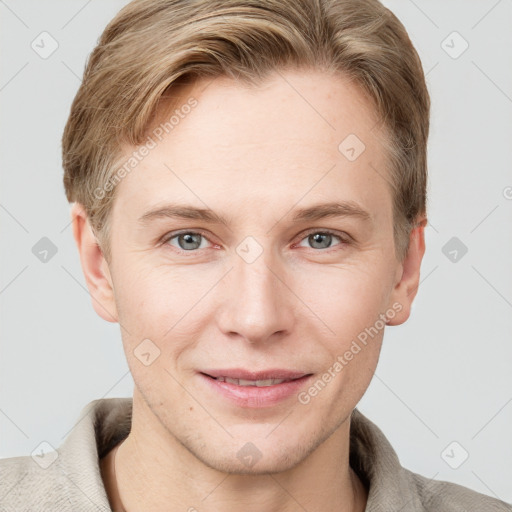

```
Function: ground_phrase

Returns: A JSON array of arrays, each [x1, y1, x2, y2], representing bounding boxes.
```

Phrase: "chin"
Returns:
[[195, 447, 306, 476], [182, 429, 321, 476]]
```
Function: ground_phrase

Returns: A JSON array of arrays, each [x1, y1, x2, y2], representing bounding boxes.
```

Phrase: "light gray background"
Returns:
[[1, 0, 511, 504]]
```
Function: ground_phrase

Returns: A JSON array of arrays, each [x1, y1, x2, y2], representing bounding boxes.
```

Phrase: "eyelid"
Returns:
[[297, 227, 350, 241], [160, 228, 216, 248], [293, 228, 351, 250], [161, 227, 352, 253]]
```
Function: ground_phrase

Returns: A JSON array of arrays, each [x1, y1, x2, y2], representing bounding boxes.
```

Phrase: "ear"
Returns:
[[70, 203, 118, 323], [387, 216, 427, 326]]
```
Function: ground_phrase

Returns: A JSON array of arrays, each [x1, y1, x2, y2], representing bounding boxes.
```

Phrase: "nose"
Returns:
[[215, 247, 295, 345]]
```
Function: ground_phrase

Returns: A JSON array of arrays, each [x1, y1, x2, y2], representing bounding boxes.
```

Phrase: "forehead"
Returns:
[[155, 69, 382, 151], [112, 69, 391, 223]]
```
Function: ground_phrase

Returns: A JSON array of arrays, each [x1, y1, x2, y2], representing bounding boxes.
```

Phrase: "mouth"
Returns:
[[205, 376, 298, 386], [198, 369, 314, 407], [200, 368, 310, 384]]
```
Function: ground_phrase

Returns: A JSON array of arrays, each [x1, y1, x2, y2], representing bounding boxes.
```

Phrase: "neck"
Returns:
[[111, 392, 367, 512]]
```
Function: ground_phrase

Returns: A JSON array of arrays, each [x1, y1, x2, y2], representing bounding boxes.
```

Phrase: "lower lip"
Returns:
[[198, 373, 313, 408]]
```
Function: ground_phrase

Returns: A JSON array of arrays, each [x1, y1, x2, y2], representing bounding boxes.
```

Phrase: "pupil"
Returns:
[[311, 233, 331, 249], [177, 233, 332, 251], [180, 233, 200, 250]]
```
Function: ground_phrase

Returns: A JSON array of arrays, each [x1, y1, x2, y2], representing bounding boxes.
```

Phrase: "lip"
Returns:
[[200, 368, 309, 380], [198, 368, 314, 408]]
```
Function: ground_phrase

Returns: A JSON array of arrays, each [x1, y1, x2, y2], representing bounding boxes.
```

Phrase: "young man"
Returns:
[[1, 0, 510, 510]]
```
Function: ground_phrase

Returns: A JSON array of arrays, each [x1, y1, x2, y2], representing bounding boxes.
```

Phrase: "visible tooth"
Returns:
[[238, 378, 257, 386], [217, 377, 294, 387], [255, 379, 274, 387], [228, 378, 290, 386]]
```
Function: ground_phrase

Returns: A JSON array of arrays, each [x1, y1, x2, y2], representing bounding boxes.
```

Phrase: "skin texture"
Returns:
[[72, 69, 426, 512]]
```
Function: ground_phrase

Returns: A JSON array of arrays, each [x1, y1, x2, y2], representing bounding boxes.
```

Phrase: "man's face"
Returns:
[[94, 69, 414, 473]]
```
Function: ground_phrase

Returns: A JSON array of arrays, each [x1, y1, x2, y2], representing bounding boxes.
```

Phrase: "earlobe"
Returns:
[[70, 203, 118, 323], [387, 217, 427, 326]]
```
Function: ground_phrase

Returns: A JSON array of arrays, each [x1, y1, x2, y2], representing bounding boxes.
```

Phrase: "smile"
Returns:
[[198, 369, 313, 408], [210, 377, 293, 386]]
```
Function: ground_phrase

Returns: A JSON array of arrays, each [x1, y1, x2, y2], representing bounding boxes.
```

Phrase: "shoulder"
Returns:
[[0, 453, 68, 511], [0, 397, 126, 511], [349, 408, 511, 511], [405, 468, 512, 511]]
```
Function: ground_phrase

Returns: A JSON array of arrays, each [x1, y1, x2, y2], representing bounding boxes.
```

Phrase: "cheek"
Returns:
[[296, 265, 388, 416], [291, 260, 391, 403], [113, 262, 212, 364], [294, 260, 392, 335], [115, 261, 187, 326], [114, 266, 193, 398]]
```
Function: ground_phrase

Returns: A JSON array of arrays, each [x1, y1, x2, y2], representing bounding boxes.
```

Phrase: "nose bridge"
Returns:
[[217, 239, 294, 343]]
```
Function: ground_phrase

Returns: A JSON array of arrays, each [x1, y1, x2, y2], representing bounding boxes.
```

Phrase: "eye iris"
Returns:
[[173, 232, 336, 251], [178, 233, 202, 250], [309, 233, 332, 249]]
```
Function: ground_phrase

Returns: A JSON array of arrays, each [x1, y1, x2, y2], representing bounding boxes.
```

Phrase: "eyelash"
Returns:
[[160, 228, 351, 254]]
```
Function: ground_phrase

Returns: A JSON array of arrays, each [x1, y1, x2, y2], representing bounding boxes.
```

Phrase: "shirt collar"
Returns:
[[56, 397, 422, 511]]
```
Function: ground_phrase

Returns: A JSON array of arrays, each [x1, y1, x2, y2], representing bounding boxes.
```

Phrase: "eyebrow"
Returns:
[[291, 201, 371, 223], [137, 201, 372, 226]]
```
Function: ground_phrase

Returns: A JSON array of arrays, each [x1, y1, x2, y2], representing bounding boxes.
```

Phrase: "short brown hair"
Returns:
[[62, 0, 430, 263]]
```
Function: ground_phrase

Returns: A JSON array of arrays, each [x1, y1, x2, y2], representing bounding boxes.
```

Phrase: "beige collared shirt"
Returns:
[[0, 397, 510, 511]]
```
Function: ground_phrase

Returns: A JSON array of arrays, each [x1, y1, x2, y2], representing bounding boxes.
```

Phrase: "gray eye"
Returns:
[[308, 233, 334, 249], [176, 232, 203, 250]]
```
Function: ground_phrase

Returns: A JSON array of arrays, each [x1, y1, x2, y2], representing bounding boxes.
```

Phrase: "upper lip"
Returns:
[[200, 368, 311, 380]]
